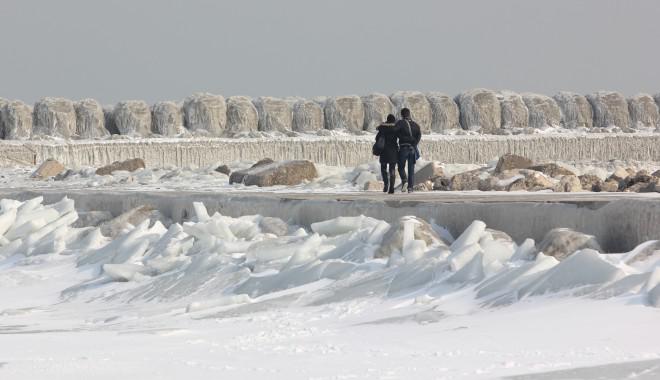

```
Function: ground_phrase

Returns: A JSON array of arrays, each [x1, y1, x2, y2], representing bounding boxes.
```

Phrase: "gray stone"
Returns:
[[183, 93, 226, 136], [292, 99, 324, 132], [554, 175, 583, 192], [537, 228, 602, 260], [151, 101, 184, 136], [214, 165, 231, 175], [361, 93, 393, 132], [324, 95, 364, 133], [236, 160, 318, 187], [553, 92, 593, 129], [498, 91, 529, 129], [426, 92, 460, 132], [0, 100, 32, 139], [32, 158, 65, 179], [226, 96, 258, 135], [529, 163, 576, 178], [628, 94, 659, 129], [587, 91, 630, 129], [450, 169, 484, 191], [414, 161, 445, 185], [114, 100, 152, 136], [363, 180, 385, 191], [96, 158, 146, 176], [33, 97, 77, 138], [455, 88, 501, 133], [522, 93, 561, 129], [390, 91, 432, 133], [495, 154, 533, 173], [578, 174, 603, 191]]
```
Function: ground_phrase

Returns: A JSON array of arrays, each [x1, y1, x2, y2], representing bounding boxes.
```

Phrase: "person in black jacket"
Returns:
[[375, 114, 398, 193], [395, 108, 422, 192]]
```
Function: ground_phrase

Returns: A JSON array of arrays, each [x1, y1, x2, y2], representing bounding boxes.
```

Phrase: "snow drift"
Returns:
[[1, 197, 658, 311]]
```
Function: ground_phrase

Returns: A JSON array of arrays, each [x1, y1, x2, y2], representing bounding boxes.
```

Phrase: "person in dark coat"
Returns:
[[395, 108, 422, 192], [375, 114, 398, 193]]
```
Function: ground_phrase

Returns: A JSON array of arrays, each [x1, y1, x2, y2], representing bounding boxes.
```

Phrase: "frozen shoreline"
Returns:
[[2, 133, 660, 167]]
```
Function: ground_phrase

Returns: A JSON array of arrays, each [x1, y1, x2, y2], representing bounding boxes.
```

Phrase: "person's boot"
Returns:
[[382, 179, 389, 193], [388, 175, 395, 194]]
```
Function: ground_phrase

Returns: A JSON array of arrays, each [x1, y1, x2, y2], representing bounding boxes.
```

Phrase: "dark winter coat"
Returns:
[[395, 118, 422, 147], [375, 122, 398, 164]]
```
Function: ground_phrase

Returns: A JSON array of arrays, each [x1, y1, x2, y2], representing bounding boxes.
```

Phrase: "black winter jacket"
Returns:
[[395, 118, 422, 147], [375, 122, 398, 164]]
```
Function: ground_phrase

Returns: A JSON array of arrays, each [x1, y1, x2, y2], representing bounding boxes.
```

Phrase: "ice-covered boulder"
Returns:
[[497, 91, 528, 129], [292, 99, 324, 132], [103, 106, 119, 135], [376, 216, 449, 259], [553, 92, 593, 129], [0, 98, 7, 139], [253, 97, 292, 133], [113, 100, 152, 136], [232, 160, 318, 187], [390, 91, 432, 133], [522, 93, 561, 129], [426, 92, 460, 132], [226, 96, 258, 135], [586, 91, 630, 129], [455, 89, 501, 133], [0, 100, 32, 139], [361, 93, 393, 132], [537, 228, 602, 261], [74, 99, 109, 138], [183, 93, 226, 136], [96, 158, 146, 176], [324, 95, 364, 133], [151, 101, 184, 136], [33, 97, 77, 138], [32, 159, 65, 179], [628, 94, 659, 129]]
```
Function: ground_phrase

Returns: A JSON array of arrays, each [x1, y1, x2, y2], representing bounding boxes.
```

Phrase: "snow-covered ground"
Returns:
[[1, 197, 659, 379]]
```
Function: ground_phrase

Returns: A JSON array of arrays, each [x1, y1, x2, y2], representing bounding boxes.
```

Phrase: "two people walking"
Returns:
[[374, 108, 422, 194]]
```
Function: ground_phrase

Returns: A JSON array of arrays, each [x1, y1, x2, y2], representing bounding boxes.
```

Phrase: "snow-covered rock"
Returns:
[[587, 91, 630, 129], [292, 99, 324, 132], [553, 92, 593, 129], [390, 91, 432, 133], [151, 101, 184, 136], [113, 100, 152, 136], [33, 97, 77, 138], [0, 100, 32, 139], [455, 89, 501, 133], [75, 99, 109, 139], [628, 94, 659, 129], [376, 216, 449, 259], [426, 92, 460, 132], [537, 228, 602, 261], [522, 93, 561, 129], [498, 91, 528, 129], [253, 97, 293, 133], [226, 96, 258, 135], [361, 93, 394, 132], [183, 93, 226, 136], [324, 95, 364, 133]]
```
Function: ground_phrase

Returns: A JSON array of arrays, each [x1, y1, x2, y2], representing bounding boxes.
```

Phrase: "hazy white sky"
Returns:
[[2, 0, 659, 104]]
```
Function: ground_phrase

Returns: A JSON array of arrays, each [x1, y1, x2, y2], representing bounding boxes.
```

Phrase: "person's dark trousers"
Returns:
[[380, 162, 396, 193], [398, 146, 416, 191]]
